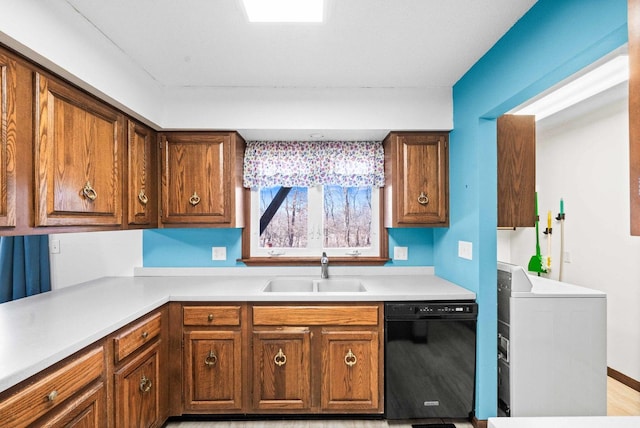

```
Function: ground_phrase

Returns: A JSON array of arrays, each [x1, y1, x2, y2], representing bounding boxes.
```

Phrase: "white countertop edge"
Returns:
[[134, 266, 435, 277], [488, 416, 640, 428]]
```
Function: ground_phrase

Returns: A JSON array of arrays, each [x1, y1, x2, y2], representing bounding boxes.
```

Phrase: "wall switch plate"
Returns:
[[393, 246, 408, 260], [564, 251, 571, 263], [50, 239, 60, 254], [458, 241, 473, 260], [212, 247, 227, 261]]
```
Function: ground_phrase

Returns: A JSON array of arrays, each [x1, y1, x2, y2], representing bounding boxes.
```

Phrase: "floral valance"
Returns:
[[243, 141, 385, 188]]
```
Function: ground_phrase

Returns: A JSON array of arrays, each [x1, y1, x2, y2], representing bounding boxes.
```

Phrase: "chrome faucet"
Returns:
[[320, 252, 329, 279]]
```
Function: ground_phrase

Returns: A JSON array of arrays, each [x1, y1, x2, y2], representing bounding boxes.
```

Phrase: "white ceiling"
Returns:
[[62, 0, 537, 90]]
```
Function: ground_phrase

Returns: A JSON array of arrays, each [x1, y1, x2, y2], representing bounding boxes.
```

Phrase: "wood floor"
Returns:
[[608, 377, 640, 416], [164, 377, 640, 428]]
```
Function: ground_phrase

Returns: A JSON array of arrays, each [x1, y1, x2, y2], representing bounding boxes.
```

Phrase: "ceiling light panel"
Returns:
[[512, 55, 629, 121]]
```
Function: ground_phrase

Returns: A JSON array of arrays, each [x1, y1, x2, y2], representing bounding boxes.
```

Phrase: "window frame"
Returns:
[[249, 185, 381, 258], [241, 187, 389, 266]]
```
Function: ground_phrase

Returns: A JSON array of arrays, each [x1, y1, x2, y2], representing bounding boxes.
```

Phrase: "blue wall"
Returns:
[[143, 227, 435, 266], [436, 0, 627, 419]]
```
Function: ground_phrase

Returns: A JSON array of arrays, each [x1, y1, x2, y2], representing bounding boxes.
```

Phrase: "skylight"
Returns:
[[241, 0, 324, 23]]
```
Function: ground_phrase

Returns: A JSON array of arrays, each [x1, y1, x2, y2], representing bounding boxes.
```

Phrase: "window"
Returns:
[[250, 185, 379, 257], [243, 140, 385, 262]]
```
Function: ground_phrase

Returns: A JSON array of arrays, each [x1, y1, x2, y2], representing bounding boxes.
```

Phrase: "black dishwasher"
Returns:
[[385, 301, 477, 420]]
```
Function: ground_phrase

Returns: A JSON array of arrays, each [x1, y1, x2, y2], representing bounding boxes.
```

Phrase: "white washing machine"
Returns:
[[497, 262, 607, 417]]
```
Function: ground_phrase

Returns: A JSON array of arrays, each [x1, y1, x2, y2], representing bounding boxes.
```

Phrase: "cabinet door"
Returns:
[[34, 73, 124, 227], [114, 344, 160, 428], [320, 329, 380, 412], [252, 328, 311, 410], [0, 50, 16, 228], [183, 330, 243, 411], [160, 132, 231, 224], [39, 382, 106, 428], [497, 114, 536, 228], [127, 120, 157, 227], [384, 132, 449, 226]]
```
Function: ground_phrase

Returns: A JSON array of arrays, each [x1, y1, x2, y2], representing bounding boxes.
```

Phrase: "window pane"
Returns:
[[259, 186, 308, 248], [323, 186, 372, 248]]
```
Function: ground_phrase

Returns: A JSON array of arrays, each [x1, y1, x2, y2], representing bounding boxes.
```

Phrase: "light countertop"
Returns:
[[0, 267, 474, 394], [488, 416, 640, 428]]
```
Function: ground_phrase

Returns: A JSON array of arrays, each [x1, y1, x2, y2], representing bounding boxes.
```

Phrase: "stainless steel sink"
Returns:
[[314, 278, 366, 292], [262, 277, 366, 292], [262, 277, 314, 292]]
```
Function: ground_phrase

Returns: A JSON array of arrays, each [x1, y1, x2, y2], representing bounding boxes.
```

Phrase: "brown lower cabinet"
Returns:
[[114, 343, 161, 428], [0, 346, 106, 428], [40, 382, 106, 428], [249, 303, 384, 414], [0, 302, 383, 427], [252, 327, 313, 411], [112, 307, 168, 428]]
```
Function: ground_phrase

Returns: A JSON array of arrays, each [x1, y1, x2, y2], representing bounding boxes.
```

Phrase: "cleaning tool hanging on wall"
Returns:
[[556, 198, 566, 281], [543, 210, 552, 271], [528, 192, 547, 275]]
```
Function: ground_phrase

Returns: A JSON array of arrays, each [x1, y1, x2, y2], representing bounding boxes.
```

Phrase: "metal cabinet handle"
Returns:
[[139, 375, 152, 393], [344, 349, 357, 367], [417, 191, 429, 205], [207, 314, 214, 322], [205, 350, 218, 366], [274, 348, 287, 366], [189, 191, 201, 206], [138, 189, 149, 205], [141, 331, 149, 339], [81, 181, 98, 201], [47, 390, 59, 401]]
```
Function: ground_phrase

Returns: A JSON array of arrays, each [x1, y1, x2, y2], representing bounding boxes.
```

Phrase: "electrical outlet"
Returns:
[[393, 246, 408, 261], [564, 251, 571, 263], [458, 241, 472, 260], [212, 247, 227, 261]]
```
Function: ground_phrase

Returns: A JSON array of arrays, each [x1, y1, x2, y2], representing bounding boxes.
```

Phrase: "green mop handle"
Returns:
[[534, 192, 541, 256]]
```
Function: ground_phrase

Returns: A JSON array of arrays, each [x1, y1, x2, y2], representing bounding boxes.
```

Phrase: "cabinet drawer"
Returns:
[[114, 312, 162, 364], [183, 305, 241, 327], [0, 346, 104, 428], [253, 305, 380, 326]]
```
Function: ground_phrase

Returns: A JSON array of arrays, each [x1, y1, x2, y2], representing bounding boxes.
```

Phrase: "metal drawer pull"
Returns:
[[47, 390, 58, 401], [81, 181, 98, 201], [274, 348, 287, 366], [205, 350, 218, 366], [139, 375, 152, 392], [208, 314, 214, 322], [344, 349, 357, 367], [141, 331, 149, 339], [417, 191, 429, 205], [189, 191, 201, 206], [138, 190, 149, 205]]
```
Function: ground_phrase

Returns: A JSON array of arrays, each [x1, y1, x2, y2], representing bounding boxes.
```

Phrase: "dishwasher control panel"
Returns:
[[385, 301, 477, 319]]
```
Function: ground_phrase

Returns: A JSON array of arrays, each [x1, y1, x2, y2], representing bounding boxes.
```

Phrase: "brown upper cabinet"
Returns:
[[34, 72, 125, 227], [497, 114, 536, 228], [160, 132, 245, 226], [383, 132, 449, 227], [127, 120, 158, 228], [0, 50, 17, 228]]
